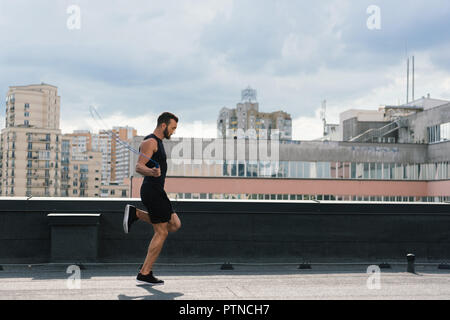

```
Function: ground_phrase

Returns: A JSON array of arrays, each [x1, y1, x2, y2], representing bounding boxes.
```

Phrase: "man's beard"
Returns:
[[163, 127, 171, 139]]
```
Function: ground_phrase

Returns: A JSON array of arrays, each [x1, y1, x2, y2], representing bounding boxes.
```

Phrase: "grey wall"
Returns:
[[160, 138, 430, 164], [427, 141, 450, 163], [343, 117, 392, 141], [403, 103, 450, 144], [1, 199, 449, 264]]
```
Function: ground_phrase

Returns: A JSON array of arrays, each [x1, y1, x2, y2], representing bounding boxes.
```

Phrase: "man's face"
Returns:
[[163, 119, 177, 139]]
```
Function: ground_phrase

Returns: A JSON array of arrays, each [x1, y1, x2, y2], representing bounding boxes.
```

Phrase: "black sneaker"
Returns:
[[123, 204, 138, 234], [136, 272, 164, 286]]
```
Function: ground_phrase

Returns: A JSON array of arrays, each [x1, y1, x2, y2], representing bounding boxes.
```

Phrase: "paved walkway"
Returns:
[[1, 263, 450, 300]]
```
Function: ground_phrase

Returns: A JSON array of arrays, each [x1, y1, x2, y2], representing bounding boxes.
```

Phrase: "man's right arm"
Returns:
[[135, 138, 161, 177]]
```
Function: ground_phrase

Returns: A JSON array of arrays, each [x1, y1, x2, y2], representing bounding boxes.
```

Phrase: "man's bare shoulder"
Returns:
[[141, 137, 158, 151]]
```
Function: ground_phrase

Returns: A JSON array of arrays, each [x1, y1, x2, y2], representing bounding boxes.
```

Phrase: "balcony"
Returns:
[[27, 173, 49, 179], [27, 166, 53, 170], [30, 182, 51, 188], [28, 138, 51, 143]]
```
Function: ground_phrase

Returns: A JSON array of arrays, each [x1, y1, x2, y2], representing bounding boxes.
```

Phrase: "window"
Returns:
[[363, 163, 370, 179], [246, 161, 258, 177], [351, 163, 357, 179], [297, 162, 304, 178], [304, 162, 311, 178], [376, 163, 382, 179], [441, 122, 450, 142], [278, 161, 288, 178], [428, 122, 450, 143], [238, 161, 245, 177]]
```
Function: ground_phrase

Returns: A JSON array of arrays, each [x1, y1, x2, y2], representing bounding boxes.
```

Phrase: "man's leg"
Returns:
[[167, 213, 181, 233], [136, 208, 152, 224], [136, 209, 181, 233], [140, 222, 169, 275]]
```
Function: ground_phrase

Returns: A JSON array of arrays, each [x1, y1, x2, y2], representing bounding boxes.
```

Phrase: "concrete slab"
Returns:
[[1, 263, 449, 300]]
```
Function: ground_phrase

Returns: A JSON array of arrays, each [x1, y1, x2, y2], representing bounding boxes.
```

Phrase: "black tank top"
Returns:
[[141, 134, 167, 188]]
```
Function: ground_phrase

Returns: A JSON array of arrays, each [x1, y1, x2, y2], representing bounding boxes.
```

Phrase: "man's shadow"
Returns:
[[118, 285, 184, 300]]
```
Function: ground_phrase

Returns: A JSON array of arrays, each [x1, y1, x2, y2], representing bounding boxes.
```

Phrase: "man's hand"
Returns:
[[149, 167, 161, 177]]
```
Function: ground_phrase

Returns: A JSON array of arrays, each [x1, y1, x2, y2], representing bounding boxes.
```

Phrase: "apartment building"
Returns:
[[61, 127, 135, 197], [91, 131, 112, 185], [60, 134, 102, 197], [110, 126, 137, 184], [70, 151, 102, 197], [218, 87, 292, 140], [100, 182, 129, 198], [1, 83, 61, 197]]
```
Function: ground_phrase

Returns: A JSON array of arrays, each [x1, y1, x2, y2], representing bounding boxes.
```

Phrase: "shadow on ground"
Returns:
[[118, 285, 184, 300]]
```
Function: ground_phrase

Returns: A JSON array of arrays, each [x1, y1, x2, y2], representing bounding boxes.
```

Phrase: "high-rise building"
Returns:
[[91, 131, 112, 185], [111, 126, 137, 184], [61, 126, 136, 197], [0, 83, 137, 198], [218, 87, 292, 140], [1, 83, 61, 197], [69, 151, 102, 197], [61, 132, 102, 197], [4, 83, 60, 130]]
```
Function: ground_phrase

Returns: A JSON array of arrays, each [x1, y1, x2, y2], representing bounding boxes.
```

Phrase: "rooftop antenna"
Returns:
[[320, 100, 327, 136], [406, 57, 410, 104], [412, 56, 415, 101], [405, 40, 409, 104]]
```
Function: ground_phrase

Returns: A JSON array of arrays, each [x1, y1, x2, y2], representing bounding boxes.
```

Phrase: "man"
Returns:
[[123, 112, 181, 286]]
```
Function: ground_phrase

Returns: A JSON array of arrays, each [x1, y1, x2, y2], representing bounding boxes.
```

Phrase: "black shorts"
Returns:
[[140, 183, 174, 224]]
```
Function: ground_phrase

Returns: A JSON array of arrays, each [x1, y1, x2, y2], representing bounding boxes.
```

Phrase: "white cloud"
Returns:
[[1, 0, 450, 134], [60, 109, 218, 139], [292, 114, 323, 141]]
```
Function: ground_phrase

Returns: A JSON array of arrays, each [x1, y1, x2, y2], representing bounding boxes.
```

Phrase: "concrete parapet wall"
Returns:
[[0, 199, 449, 264]]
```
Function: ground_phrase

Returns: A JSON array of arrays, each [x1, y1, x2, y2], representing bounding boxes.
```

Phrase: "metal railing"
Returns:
[[349, 119, 407, 142]]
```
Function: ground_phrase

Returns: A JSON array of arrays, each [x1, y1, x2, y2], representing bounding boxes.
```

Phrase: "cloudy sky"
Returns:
[[1, 0, 450, 139]]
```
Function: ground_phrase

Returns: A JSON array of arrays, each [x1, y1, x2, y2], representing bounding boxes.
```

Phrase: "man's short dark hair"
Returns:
[[157, 112, 178, 127]]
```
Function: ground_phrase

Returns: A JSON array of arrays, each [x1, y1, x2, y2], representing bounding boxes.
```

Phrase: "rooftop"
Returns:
[[1, 263, 449, 300]]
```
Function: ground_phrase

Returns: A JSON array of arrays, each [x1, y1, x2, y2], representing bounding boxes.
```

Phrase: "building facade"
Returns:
[[1, 84, 62, 197], [339, 96, 450, 144], [0, 83, 132, 198], [60, 133, 102, 197], [218, 87, 292, 140], [128, 102, 450, 203], [111, 126, 137, 184]]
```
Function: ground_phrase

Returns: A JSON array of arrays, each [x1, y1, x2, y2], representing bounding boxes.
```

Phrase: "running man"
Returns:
[[123, 112, 181, 285]]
